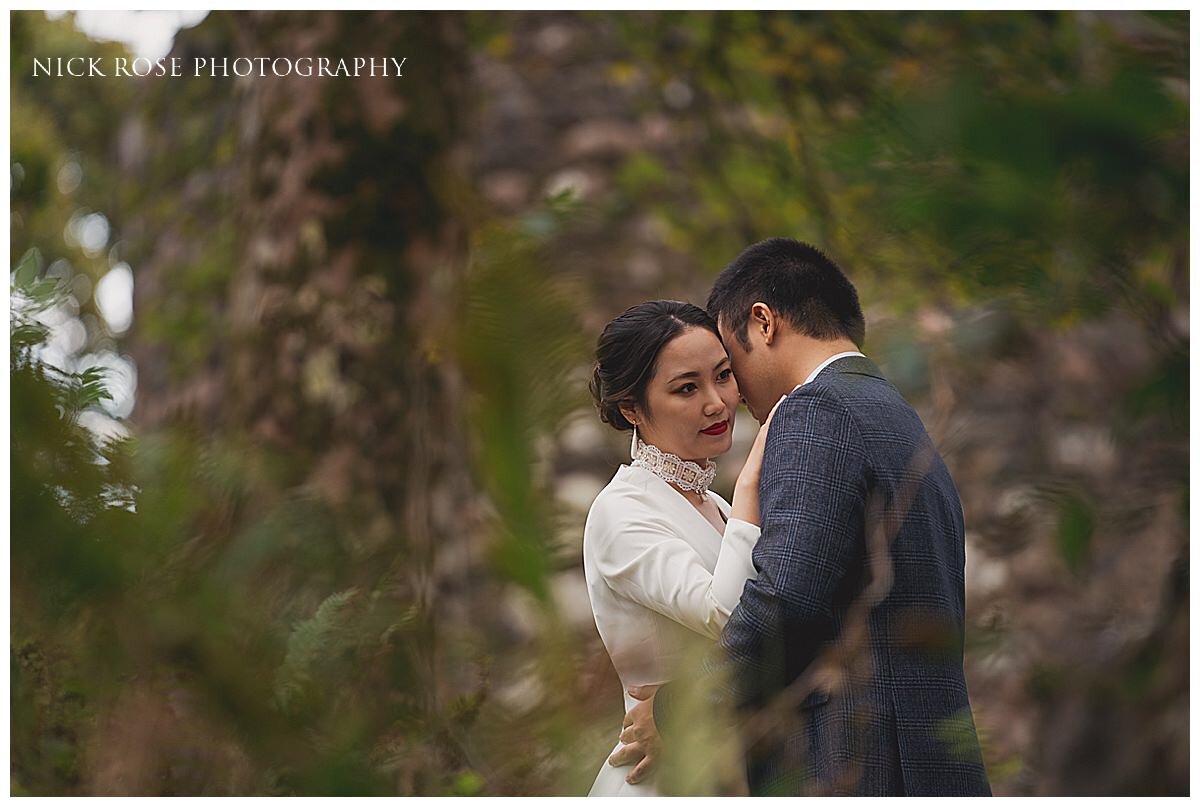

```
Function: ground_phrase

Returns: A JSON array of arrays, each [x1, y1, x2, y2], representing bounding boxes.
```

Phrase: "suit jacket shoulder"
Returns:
[[766, 372, 872, 474]]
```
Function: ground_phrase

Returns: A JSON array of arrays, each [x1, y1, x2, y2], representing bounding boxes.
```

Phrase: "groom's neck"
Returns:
[[784, 336, 862, 389]]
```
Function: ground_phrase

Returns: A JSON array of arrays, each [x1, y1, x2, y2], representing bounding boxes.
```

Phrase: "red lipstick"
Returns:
[[700, 420, 729, 436]]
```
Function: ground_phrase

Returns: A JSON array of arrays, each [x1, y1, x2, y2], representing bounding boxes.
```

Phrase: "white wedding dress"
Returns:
[[582, 464, 761, 796]]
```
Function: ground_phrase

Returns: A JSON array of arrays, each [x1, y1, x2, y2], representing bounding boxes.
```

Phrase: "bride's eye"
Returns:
[[717, 368, 733, 382], [676, 383, 697, 394]]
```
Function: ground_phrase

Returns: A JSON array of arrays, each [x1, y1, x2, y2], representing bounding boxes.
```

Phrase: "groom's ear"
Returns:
[[750, 302, 777, 346]]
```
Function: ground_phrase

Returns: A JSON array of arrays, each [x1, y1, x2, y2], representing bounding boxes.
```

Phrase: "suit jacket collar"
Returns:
[[813, 354, 885, 382]]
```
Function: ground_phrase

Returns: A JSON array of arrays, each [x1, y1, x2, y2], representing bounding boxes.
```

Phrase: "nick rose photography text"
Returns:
[[32, 55, 408, 78]]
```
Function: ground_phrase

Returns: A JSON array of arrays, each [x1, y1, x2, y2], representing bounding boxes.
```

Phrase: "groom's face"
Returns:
[[718, 316, 772, 424]]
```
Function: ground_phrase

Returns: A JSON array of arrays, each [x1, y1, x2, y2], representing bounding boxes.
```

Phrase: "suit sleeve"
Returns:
[[592, 505, 761, 641], [715, 386, 868, 711]]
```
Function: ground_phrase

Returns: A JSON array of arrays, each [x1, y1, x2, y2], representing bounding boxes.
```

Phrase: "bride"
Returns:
[[583, 300, 778, 796]]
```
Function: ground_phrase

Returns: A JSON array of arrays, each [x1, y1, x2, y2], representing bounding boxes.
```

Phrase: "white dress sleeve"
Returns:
[[591, 503, 761, 641]]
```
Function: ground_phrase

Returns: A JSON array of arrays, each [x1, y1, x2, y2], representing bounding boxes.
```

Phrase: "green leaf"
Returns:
[[449, 769, 485, 796], [274, 588, 361, 713], [13, 248, 42, 288], [11, 322, 50, 351], [1055, 492, 1095, 573]]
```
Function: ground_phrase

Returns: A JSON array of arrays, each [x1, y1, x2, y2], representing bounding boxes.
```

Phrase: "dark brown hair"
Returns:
[[706, 237, 865, 350]]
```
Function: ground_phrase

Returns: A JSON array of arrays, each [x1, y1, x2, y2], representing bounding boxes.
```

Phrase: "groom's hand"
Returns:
[[607, 684, 661, 785]]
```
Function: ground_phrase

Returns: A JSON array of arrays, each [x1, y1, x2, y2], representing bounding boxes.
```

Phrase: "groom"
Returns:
[[610, 238, 992, 795]]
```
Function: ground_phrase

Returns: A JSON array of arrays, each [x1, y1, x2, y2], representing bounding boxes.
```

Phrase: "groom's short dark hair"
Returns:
[[707, 238, 865, 350]]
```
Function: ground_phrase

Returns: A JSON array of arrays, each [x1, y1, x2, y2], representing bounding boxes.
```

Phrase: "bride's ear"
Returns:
[[618, 400, 639, 428]]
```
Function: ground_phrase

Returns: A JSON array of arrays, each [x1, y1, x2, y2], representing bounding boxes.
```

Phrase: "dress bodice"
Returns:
[[581, 465, 761, 796]]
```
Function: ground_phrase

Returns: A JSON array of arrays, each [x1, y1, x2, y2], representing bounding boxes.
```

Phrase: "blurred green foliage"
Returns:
[[457, 193, 592, 598], [1053, 490, 1096, 573], [12, 246, 134, 791]]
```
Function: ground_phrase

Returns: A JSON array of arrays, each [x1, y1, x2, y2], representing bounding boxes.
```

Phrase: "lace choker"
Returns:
[[630, 428, 717, 499]]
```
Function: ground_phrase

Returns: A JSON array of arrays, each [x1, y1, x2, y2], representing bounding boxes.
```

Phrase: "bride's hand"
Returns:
[[730, 394, 787, 525]]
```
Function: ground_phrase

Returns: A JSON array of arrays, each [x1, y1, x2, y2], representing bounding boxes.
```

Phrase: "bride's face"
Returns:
[[625, 326, 739, 464]]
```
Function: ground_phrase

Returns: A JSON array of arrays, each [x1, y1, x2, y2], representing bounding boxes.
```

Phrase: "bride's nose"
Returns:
[[702, 394, 724, 418]]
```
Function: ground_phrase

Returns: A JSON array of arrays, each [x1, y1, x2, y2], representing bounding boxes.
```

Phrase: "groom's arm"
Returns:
[[717, 387, 868, 711]]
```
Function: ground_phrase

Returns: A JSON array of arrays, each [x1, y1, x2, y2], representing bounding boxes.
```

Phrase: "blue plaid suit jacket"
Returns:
[[659, 356, 991, 796]]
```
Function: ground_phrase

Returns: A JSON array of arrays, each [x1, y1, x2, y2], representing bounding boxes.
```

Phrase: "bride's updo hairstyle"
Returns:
[[590, 300, 720, 431]]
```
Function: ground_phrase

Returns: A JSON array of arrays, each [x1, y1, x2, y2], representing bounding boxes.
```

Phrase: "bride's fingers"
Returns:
[[619, 724, 643, 744]]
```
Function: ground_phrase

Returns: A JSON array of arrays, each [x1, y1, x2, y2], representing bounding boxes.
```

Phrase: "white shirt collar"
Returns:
[[794, 351, 866, 390]]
